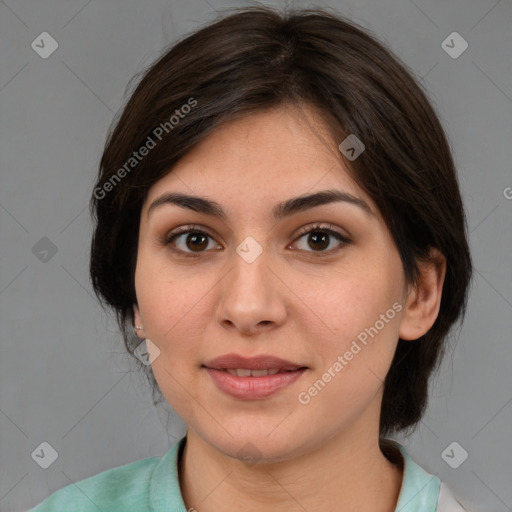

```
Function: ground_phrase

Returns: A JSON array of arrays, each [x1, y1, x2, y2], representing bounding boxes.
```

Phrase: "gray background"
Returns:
[[0, 1, 511, 511]]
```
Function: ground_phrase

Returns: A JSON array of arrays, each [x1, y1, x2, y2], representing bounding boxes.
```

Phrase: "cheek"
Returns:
[[135, 259, 213, 412], [295, 277, 401, 423], [295, 264, 402, 376], [298, 267, 397, 333], [135, 254, 215, 351]]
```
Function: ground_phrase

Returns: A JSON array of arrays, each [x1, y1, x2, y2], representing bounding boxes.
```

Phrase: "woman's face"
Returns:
[[134, 104, 411, 462]]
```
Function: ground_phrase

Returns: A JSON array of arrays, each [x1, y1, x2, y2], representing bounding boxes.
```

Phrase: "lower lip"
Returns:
[[204, 367, 307, 399]]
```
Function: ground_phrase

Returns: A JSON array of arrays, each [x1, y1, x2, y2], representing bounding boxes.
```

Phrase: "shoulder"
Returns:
[[27, 453, 162, 512], [383, 439, 468, 512], [28, 437, 188, 512]]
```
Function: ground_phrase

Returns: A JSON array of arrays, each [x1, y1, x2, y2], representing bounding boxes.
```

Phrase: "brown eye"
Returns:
[[307, 231, 330, 251], [184, 232, 209, 251], [292, 225, 350, 254], [165, 225, 221, 256]]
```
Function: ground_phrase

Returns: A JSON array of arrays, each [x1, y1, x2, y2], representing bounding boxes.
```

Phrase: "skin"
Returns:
[[133, 103, 446, 512]]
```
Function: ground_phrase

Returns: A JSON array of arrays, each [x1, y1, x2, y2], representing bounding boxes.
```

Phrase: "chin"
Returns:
[[203, 428, 309, 465]]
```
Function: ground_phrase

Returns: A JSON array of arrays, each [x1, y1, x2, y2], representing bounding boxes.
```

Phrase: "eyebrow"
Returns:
[[147, 189, 374, 221]]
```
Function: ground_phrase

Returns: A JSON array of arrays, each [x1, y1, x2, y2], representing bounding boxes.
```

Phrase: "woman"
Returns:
[[30, 6, 472, 511]]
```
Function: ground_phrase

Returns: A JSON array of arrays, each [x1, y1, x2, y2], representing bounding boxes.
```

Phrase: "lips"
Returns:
[[202, 353, 307, 372], [204, 367, 307, 399], [203, 353, 309, 399]]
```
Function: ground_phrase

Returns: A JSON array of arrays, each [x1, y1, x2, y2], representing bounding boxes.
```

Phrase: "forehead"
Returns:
[[143, 104, 372, 215]]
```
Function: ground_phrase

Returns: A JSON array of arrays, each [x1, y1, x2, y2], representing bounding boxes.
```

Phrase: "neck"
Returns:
[[178, 426, 403, 512]]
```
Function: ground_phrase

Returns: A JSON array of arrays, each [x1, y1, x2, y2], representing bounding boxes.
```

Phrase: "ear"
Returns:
[[133, 303, 145, 339], [398, 248, 446, 341]]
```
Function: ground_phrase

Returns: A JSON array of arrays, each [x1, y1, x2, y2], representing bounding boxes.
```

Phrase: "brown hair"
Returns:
[[89, 6, 472, 437]]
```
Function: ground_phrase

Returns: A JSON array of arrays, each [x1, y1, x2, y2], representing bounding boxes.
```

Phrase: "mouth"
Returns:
[[202, 355, 309, 399], [202, 367, 307, 377], [202, 353, 308, 373]]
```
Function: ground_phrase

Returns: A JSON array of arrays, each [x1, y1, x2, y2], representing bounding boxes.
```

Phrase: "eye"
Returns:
[[163, 223, 350, 257], [291, 224, 350, 254], [164, 224, 221, 256]]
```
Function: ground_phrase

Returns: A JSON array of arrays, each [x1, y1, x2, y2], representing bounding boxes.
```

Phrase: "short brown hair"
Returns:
[[89, 6, 472, 437]]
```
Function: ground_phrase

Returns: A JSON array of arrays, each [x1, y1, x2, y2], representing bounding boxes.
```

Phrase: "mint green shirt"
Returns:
[[28, 437, 465, 511]]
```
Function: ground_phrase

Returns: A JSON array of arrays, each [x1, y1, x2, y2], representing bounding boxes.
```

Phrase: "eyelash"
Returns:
[[164, 223, 351, 258]]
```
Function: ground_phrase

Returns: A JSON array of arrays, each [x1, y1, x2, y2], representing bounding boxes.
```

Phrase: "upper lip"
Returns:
[[203, 353, 307, 371]]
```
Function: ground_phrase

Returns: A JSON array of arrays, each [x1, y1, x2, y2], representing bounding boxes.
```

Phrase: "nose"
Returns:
[[216, 245, 288, 336]]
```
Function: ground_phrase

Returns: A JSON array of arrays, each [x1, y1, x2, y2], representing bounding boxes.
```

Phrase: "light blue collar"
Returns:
[[390, 439, 441, 511]]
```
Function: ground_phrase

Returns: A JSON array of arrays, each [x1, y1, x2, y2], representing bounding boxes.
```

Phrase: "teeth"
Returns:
[[225, 368, 281, 377]]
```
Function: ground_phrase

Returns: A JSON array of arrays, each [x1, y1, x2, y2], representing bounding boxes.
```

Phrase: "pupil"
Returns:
[[187, 233, 208, 251], [309, 231, 329, 250]]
